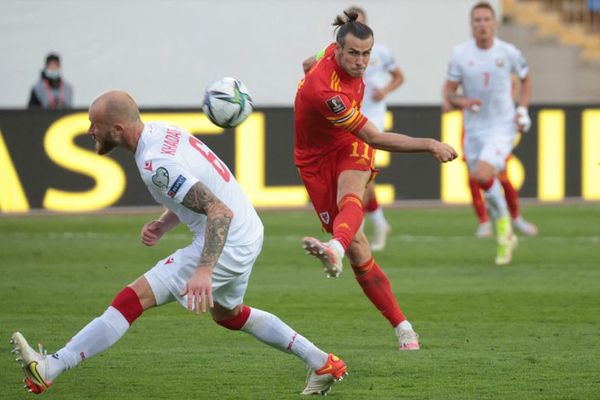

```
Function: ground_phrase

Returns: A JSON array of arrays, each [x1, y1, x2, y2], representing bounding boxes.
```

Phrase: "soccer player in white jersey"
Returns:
[[11, 90, 347, 396], [444, 1, 531, 265], [301, 6, 405, 251]]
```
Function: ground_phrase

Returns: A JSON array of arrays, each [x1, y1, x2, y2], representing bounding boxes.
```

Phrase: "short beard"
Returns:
[[95, 138, 117, 155]]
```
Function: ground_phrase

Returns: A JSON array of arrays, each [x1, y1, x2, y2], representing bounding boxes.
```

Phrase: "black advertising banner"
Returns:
[[0, 106, 598, 213]]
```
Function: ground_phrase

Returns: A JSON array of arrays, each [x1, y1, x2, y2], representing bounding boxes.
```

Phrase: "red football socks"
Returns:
[[351, 258, 406, 327], [332, 193, 364, 250], [499, 171, 520, 219], [468, 176, 489, 223]]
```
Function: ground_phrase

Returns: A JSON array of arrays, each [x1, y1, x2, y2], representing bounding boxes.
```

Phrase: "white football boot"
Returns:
[[301, 353, 347, 395], [513, 217, 538, 236], [302, 237, 344, 278], [398, 329, 420, 351], [370, 221, 391, 252], [475, 221, 493, 238], [11, 332, 54, 394]]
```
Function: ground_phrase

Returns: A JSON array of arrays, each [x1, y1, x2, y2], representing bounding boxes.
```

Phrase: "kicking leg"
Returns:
[[212, 303, 347, 395]]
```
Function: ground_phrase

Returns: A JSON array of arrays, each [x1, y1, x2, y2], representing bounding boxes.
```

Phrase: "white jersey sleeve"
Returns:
[[507, 44, 529, 79], [381, 46, 398, 73], [447, 47, 462, 82]]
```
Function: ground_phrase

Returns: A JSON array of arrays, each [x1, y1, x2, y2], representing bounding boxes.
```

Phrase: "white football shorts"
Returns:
[[463, 129, 516, 172], [144, 234, 263, 310]]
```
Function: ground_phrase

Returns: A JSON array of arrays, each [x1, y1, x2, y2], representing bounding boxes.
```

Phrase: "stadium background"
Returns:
[[0, 0, 598, 213], [1, 2, 600, 399]]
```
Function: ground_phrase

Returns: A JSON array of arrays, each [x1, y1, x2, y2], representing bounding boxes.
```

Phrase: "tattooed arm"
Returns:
[[179, 181, 234, 313]]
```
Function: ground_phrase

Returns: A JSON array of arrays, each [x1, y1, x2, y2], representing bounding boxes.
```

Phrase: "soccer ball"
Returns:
[[202, 77, 254, 128]]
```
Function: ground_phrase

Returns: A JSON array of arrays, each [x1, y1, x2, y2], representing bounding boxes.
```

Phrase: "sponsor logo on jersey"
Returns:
[[326, 95, 346, 114], [152, 167, 169, 189], [168, 175, 187, 198], [319, 211, 330, 224], [144, 160, 153, 171], [165, 256, 175, 265]]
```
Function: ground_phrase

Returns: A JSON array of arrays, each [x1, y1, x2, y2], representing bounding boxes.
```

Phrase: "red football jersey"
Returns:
[[294, 43, 369, 167]]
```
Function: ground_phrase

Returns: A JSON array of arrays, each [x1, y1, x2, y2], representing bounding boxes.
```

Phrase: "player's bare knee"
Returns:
[[128, 276, 157, 310], [347, 232, 371, 265], [474, 163, 495, 183]]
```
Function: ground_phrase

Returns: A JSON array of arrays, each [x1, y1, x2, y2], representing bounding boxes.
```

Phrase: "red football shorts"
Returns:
[[298, 140, 377, 232]]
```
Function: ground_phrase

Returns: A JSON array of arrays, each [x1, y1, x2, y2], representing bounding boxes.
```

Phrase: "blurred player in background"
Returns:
[[442, 75, 538, 239], [303, 6, 405, 251], [444, 1, 532, 264], [12, 90, 347, 396], [295, 10, 457, 351], [468, 160, 538, 238]]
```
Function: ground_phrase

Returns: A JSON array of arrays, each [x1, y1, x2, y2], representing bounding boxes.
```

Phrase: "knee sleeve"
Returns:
[[111, 286, 143, 325], [214, 305, 251, 330]]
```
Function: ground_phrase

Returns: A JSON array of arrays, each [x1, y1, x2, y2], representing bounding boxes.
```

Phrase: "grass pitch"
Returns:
[[1, 204, 599, 399]]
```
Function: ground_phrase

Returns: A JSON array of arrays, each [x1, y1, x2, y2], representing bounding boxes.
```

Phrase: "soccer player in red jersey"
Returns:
[[294, 10, 458, 350]]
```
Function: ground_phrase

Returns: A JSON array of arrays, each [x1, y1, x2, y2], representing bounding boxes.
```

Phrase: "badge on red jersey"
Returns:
[[326, 95, 346, 114]]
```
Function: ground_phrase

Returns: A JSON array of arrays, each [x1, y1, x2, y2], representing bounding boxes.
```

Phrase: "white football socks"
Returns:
[[395, 320, 414, 335], [48, 306, 130, 380], [368, 207, 387, 227], [241, 307, 328, 370], [484, 178, 509, 219]]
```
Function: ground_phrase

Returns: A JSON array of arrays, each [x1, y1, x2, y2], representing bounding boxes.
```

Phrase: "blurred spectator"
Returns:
[[28, 53, 73, 109]]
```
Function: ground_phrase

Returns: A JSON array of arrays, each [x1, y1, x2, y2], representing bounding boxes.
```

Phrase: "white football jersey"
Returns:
[[447, 38, 528, 136], [362, 43, 399, 131], [135, 122, 263, 246]]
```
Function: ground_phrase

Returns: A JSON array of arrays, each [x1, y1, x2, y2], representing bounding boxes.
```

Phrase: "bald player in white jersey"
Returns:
[[444, 1, 531, 265], [11, 90, 347, 396]]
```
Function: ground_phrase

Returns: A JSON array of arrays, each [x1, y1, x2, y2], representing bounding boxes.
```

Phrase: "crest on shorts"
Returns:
[[152, 167, 169, 189], [496, 58, 505, 67], [326, 95, 346, 114], [319, 211, 330, 224]]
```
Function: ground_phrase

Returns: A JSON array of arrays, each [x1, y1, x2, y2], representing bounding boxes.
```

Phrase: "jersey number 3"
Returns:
[[189, 136, 231, 182]]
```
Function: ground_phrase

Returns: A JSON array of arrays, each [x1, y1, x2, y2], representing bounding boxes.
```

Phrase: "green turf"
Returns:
[[1, 204, 599, 399]]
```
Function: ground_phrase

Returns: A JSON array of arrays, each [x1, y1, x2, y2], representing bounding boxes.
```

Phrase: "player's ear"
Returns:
[[113, 123, 125, 138]]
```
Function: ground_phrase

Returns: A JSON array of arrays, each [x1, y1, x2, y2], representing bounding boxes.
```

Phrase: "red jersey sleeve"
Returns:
[[313, 89, 368, 135]]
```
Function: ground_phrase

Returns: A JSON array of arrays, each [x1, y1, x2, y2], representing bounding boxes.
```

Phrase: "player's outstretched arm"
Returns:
[[179, 181, 233, 313], [356, 120, 458, 163], [140, 209, 181, 246]]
